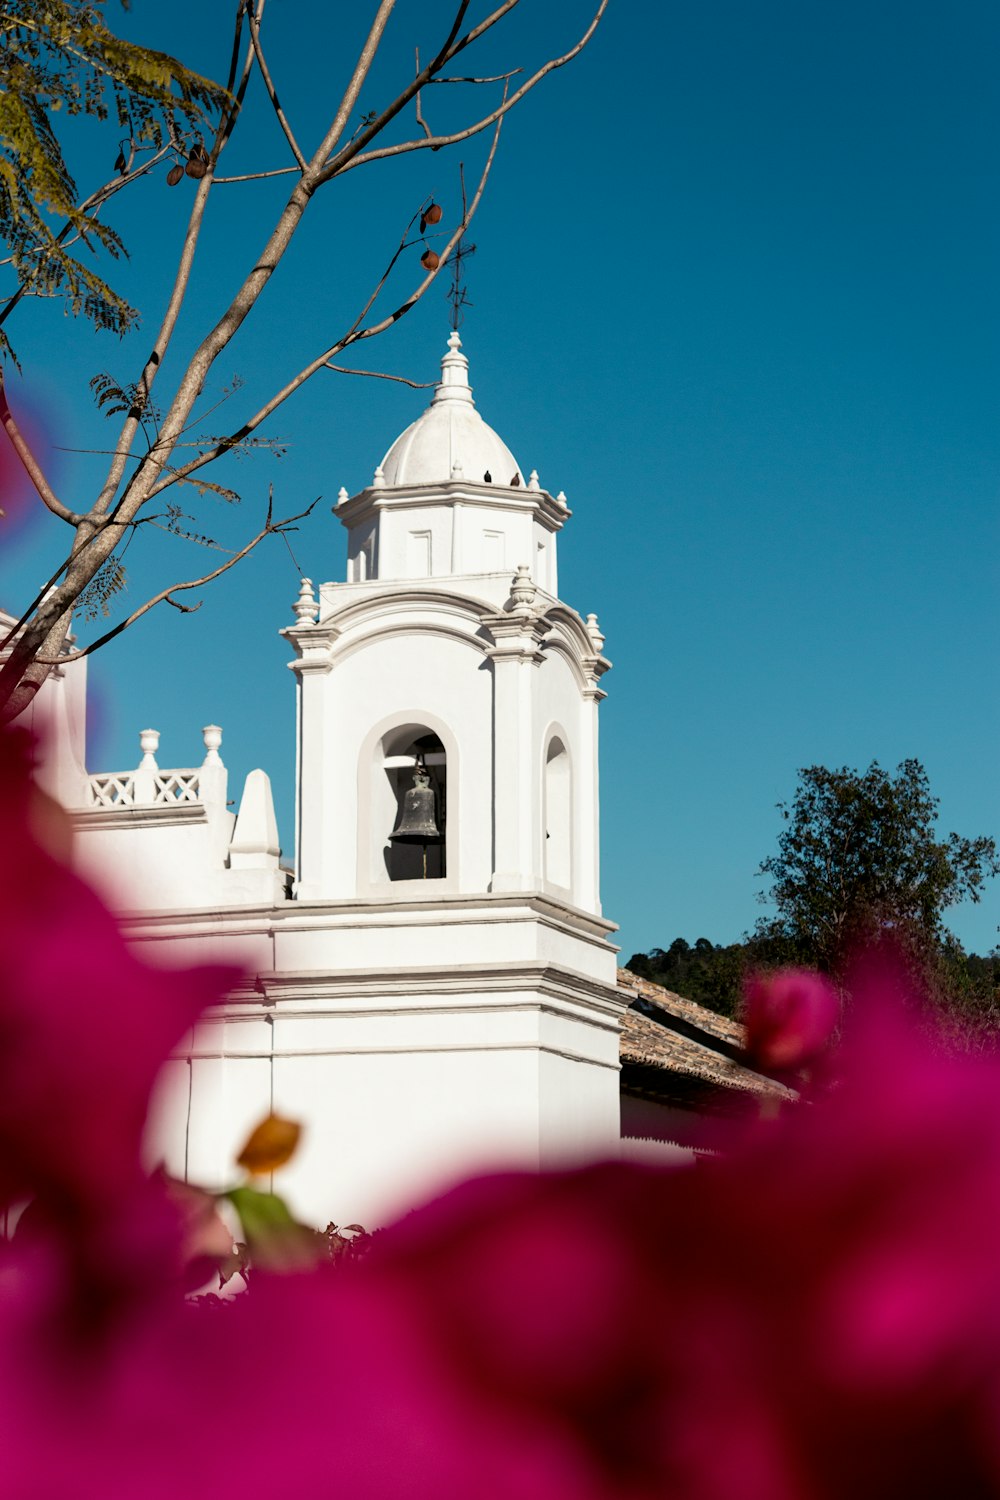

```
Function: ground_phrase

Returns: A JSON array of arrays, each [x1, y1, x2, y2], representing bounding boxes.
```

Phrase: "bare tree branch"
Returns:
[[36, 497, 322, 666], [214, 166, 301, 185], [303, 1, 399, 169], [0, 142, 176, 328], [0, 141, 175, 270], [337, 1, 609, 175], [0, 2, 608, 719], [85, 4, 259, 526], [430, 69, 524, 84], [414, 48, 433, 140], [106, 0, 397, 523], [0, 371, 79, 524], [320, 0, 494, 182], [245, 5, 307, 171], [324, 365, 435, 389], [148, 113, 504, 500]]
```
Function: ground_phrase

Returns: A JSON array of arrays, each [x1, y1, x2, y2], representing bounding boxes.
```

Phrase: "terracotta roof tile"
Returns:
[[617, 967, 743, 1046], [617, 969, 794, 1102]]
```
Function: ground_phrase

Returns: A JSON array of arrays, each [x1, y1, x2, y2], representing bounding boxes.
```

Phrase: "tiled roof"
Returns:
[[617, 968, 794, 1102], [618, 968, 743, 1046]]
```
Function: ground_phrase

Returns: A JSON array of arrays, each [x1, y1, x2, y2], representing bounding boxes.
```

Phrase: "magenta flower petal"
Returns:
[[743, 967, 840, 1070]]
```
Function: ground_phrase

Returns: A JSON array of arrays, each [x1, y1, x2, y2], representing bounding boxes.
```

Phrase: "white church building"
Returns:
[[9, 334, 781, 1228]]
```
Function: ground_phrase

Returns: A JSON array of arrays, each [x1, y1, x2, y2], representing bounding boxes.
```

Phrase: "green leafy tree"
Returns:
[[0, 0, 227, 358], [628, 761, 998, 1026], [755, 759, 999, 978]]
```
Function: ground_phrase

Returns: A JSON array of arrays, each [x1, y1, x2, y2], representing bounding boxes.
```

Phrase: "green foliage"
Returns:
[[225, 1185, 321, 1273], [627, 932, 1000, 1030], [0, 0, 227, 357], [626, 937, 749, 1019], [90, 368, 159, 421], [756, 759, 999, 974], [927, 938, 1000, 1048], [76, 553, 126, 619], [629, 761, 998, 1027]]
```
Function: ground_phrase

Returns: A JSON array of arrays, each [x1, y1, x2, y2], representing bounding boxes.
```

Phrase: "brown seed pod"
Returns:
[[424, 202, 442, 225], [421, 248, 440, 271], [166, 163, 184, 186], [185, 144, 210, 179]]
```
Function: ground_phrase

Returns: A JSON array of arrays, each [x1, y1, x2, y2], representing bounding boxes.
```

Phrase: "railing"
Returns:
[[84, 726, 224, 811], [87, 770, 202, 808]]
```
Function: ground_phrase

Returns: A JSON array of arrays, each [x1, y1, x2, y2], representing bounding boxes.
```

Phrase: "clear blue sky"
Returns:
[[2, 2, 998, 955]]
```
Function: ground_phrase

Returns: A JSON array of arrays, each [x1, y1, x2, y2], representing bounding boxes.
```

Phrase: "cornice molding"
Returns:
[[335, 481, 569, 533], [280, 621, 340, 674], [70, 802, 208, 830], [117, 887, 619, 941], [252, 959, 625, 1016]]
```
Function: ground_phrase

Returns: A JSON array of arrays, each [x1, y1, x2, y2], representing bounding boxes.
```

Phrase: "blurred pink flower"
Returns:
[[0, 382, 57, 547], [0, 728, 238, 1328], [5, 720, 1000, 1497], [743, 966, 840, 1071]]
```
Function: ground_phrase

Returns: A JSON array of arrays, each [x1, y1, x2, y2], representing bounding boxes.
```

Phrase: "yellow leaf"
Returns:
[[236, 1114, 302, 1176]]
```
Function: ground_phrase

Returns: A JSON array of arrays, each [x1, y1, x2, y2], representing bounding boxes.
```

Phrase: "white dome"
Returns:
[[379, 332, 522, 487]]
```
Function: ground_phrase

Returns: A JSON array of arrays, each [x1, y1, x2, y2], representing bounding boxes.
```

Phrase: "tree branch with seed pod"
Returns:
[[0, 1, 609, 721]]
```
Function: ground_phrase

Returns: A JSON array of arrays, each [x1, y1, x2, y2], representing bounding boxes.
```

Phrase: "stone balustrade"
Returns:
[[85, 725, 226, 810]]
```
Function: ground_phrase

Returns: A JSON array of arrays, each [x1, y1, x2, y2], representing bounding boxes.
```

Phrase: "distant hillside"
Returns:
[[626, 937, 1000, 1035]]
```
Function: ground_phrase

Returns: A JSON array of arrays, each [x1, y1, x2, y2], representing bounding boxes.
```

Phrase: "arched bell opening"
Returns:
[[543, 735, 572, 891], [381, 727, 447, 881]]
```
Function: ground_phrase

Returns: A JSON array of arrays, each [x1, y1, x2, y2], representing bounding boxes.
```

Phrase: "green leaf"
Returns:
[[0, 0, 230, 351], [224, 1186, 321, 1272]]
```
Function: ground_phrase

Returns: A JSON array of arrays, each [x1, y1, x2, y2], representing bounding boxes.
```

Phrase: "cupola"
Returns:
[[334, 333, 570, 592], [380, 331, 522, 487]]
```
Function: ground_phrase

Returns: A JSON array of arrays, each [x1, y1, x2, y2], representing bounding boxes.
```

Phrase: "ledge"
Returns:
[[117, 887, 619, 942], [70, 802, 208, 830]]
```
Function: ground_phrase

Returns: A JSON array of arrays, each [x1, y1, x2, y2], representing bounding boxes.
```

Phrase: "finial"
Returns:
[[556, 490, 568, 509], [451, 458, 464, 478], [202, 725, 224, 766], [373, 464, 385, 489], [528, 469, 541, 492], [293, 577, 318, 624], [336, 486, 349, 506], [509, 563, 536, 613], [585, 613, 605, 653], [433, 328, 473, 406], [138, 728, 160, 770]]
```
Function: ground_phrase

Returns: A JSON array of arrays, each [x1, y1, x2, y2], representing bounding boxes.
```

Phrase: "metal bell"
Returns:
[[389, 764, 443, 844]]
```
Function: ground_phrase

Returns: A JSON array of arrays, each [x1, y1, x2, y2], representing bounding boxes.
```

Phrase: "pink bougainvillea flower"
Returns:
[[0, 729, 236, 1243], [6, 981, 1000, 1498], [743, 965, 840, 1071], [7, 717, 1000, 1498]]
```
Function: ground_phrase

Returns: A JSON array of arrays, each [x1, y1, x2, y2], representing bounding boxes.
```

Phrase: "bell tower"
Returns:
[[285, 332, 611, 911], [273, 333, 625, 1222]]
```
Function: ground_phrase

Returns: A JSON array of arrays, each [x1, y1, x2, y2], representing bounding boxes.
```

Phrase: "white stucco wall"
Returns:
[[139, 891, 623, 1227]]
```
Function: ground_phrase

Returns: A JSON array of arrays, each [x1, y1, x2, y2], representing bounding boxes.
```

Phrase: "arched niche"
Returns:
[[363, 717, 454, 887], [543, 734, 572, 891]]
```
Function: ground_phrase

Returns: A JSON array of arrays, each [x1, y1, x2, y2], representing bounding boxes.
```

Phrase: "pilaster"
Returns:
[[281, 597, 339, 897], [484, 597, 547, 892], [577, 613, 611, 912]]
